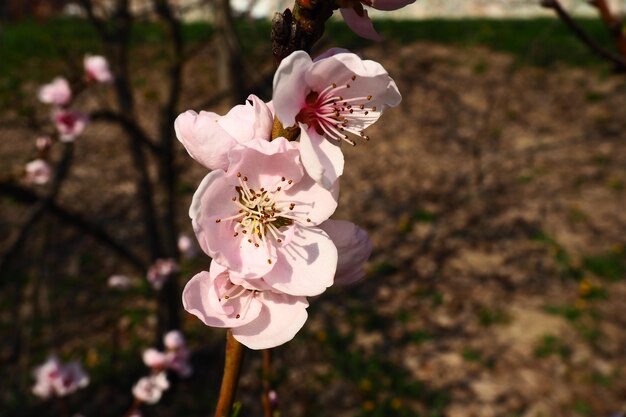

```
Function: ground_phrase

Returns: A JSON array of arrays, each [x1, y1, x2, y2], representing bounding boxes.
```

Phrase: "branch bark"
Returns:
[[541, 0, 626, 71], [214, 330, 246, 417]]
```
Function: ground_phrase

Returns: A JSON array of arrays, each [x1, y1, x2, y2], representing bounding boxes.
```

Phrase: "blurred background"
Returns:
[[1, 0, 625, 416]]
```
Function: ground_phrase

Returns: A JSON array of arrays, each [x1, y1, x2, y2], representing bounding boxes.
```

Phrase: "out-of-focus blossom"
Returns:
[[175, 95, 273, 171], [183, 261, 309, 350], [25, 159, 52, 185], [339, 0, 416, 41], [177, 234, 198, 259], [107, 274, 132, 289], [319, 220, 372, 285], [142, 330, 192, 378], [142, 348, 169, 369], [84, 55, 113, 83], [38, 77, 72, 106], [36, 136, 53, 152], [272, 50, 401, 188], [53, 110, 89, 142], [164, 330, 185, 350], [32, 356, 89, 399], [146, 258, 178, 290], [191, 137, 338, 296], [132, 372, 169, 405]]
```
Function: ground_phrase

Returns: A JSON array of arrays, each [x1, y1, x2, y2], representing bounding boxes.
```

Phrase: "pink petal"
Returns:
[[143, 348, 168, 368], [319, 220, 372, 285], [226, 138, 303, 191], [174, 110, 238, 171], [283, 167, 339, 226], [340, 8, 382, 41], [262, 226, 337, 296], [218, 95, 273, 143], [232, 291, 308, 350], [84, 55, 113, 83], [297, 123, 344, 190], [306, 53, 401, 129], [38, 77, 72, 106], [272, 51, 312, 127], [182, 269, 263, 328], [371, 0, 416, 11]]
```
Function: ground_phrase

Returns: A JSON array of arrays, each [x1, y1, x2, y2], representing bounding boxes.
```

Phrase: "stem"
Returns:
[[261, 349, 275, 417], [214, 330, 246, 417]]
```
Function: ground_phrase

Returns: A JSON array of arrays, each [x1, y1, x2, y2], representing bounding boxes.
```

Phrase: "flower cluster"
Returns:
[[31, 356, 89, 399], [25, 55, 112, 186], [177, 49, 399, 350], [132, 330, 192, 406]]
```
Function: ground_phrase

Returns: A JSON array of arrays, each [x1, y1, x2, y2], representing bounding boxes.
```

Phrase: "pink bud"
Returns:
[[38, 77, 72, 106], [35, 136, 53, 151], [84, 55, 113, 83], [25, 159, 52, 185]]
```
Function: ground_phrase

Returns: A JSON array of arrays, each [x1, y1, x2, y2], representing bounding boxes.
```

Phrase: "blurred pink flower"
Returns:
[[175, 94, 273, 171], [38, 77, 72, 106], [164, 330, 185, 350], [183, 261, 309, 350], [339, 0, 416, 41], [190, 137, 338, 296], [35, 136, 53, 151], [273, 50, 401, 188], [32, 356, 89, 399], [177, 234, 198, 259], [142, 348, 169, 369], [25, 159, 52, 185], [53, 110, 89, 142], [132, 372, 169, 404], [146, 258, 178, 290], [84, 55, 113, 83], [143, 331, 192, 377], [319, 220, 372, 285], [107, 274, 132, 289]]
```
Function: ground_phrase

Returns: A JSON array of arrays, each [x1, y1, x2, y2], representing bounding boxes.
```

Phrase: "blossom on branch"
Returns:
[[146, 258, 178, 290], [53, 109, 89, 142], [339, 0, 416, 41], [38, 77, 72, 106], [175, 95, 273, 171], [190, 137, 338, 296], [25, 159, 52, 185], [84, 55, 113, 83], [273, 50, 401, 188], [132, 372, 169, 405], [32, 357, 89, 399], [183, 261, 309, 350]]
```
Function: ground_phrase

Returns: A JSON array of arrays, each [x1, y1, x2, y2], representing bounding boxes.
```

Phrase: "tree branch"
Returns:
[[90, 110, 161, 154], [541, 0, 626, 71]]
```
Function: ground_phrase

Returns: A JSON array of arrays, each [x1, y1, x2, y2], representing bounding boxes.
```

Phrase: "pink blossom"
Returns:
[[175, 94, 273, 171], [319, 220, 372, 285], [340, 0, 416, 41], [25, 159, 52, 185], [84, 55, 113, 83], [190, 137, 338, 296], [272, 50, 401, 188], [53, 110, 89, 142], [38, 77, 72, 106], [132, 372, 169, 404], [164, 330, 185, 350], [146, 258, 178, 290], [32, 357, 89, 399], [108, 274, 132, 289], [183, 261, 309, 350], [36, 136, 53, 151], [142, 348, 169, 369], [177, 234, 198, 259]]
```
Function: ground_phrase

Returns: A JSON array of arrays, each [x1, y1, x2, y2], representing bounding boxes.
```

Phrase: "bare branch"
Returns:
[[541, 0, 626, 71], [90, 110, 161, 154]]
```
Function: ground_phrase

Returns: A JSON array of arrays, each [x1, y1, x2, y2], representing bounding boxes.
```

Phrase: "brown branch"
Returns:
[[90, 110, 161, 154], [541, 0, 626, 71], [261, 349, 276, 417], [214, 330, 246, 417], [0, 181, 146, 271], [589, 0, 626, 59]]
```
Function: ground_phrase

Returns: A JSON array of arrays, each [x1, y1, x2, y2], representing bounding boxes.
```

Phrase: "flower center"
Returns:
[[296, 74, 377, 146], [218, 281, 257, 320], [215, 173, 309, 264]]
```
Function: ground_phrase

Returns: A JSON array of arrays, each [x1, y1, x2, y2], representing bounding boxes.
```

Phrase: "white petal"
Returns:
[[272, 51, 312, 127]]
